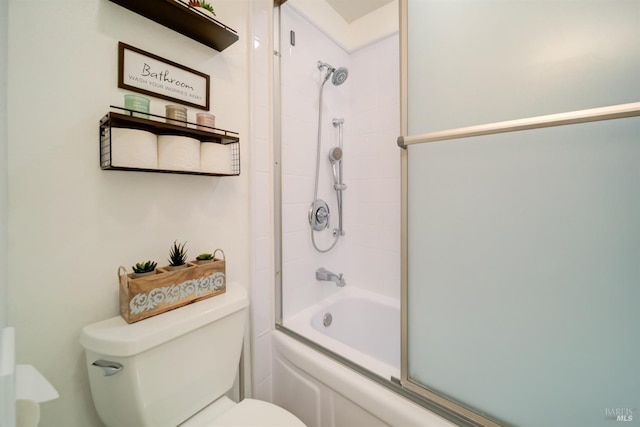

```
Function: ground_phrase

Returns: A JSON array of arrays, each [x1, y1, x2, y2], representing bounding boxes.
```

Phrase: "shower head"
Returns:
[[318, 60, 348, 86], [329, 147, 344, 190], [328, 147, 343, 163], [332, 67, 349, 86]]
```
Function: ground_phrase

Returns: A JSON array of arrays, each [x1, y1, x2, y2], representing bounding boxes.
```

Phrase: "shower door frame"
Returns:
[[398, 0, 640, 426], [271, 2, 484, 426], [397, 2, 497, 425], [271, 0, 396, 387]]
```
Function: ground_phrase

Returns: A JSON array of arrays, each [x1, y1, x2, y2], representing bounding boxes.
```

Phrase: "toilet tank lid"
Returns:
[[80, 282, 249, 357]]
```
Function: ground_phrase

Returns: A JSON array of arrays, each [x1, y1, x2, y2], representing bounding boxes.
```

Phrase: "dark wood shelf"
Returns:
[[100, 110, 240, 176], [109, 0, 239, 51], [103, 112, 239, 145]]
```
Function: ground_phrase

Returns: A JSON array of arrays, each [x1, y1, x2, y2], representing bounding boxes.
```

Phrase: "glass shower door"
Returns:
[[402, 1, 640, 425]]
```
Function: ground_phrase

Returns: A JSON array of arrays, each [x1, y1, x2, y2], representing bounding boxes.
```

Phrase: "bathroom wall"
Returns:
[[281, 4, 352, 317], [0, 0, 8, 330], [7, 0, 250, 426], [346, 34, 400, 298], [280, 4, 400, 318], [288, 0, 398, 52], [249, 0, 276, 403], [0, 0, 9, 423]]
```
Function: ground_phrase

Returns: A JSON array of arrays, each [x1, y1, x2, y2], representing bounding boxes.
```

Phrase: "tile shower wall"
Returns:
[[281, 4, 400, 318], [249, 0, 275, 402], [281, 5, 351, 318], [347, 34, 400, 299]]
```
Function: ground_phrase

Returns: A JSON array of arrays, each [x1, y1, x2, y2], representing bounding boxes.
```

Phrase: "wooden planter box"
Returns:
[[119, 250, 226, 323]]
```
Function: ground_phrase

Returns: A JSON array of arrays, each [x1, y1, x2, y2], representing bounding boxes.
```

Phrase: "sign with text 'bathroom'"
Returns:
[[118, 42, 210, 110]]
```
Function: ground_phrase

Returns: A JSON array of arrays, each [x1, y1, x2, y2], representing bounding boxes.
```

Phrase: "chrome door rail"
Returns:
[[397, 102, 640, 149]]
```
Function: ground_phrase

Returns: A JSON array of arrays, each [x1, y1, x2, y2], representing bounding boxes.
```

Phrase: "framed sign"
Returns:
[[118, 42, 210, 110]]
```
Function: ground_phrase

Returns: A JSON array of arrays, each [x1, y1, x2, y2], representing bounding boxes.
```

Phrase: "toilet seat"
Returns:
[[181, 398, 305, 427]]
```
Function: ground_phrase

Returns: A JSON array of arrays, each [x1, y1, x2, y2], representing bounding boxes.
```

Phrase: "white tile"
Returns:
[[254, 237, 271, 271], [252, 72, 269, 109], [282, 230, 307, 263], [251, 268, 273, 337], [253, 172, 271, 239], [253, 105, 270, 140], [252, 332, 272, 385], [281, 138, 315, 177], [282, 202, 309, 234], [253, 138, 271, 174], [281, 174, 313, 205], [252, 1, 270, 40]]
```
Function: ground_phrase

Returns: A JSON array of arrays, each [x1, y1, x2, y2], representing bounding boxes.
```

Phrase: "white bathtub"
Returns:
[[283, 287, 400, 380], [272, 325, 454, 426], [272, 288, 454, 426]]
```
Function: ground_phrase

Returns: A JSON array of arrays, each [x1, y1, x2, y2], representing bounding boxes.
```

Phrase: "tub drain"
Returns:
[[323, 313, 333, 327]]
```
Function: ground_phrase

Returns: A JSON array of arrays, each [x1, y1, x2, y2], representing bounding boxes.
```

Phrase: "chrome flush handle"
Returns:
[[92, 360, 123, 376]]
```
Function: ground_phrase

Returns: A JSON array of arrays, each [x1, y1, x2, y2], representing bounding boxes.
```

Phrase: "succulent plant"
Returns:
[[189, 0, 216, 15], [168, 240, 188, 266], [196, 253, 214, 261], [132, 260, 157, 274]]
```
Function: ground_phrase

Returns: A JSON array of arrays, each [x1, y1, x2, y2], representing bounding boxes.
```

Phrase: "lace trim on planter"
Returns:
[[129, 272, 225, 314]]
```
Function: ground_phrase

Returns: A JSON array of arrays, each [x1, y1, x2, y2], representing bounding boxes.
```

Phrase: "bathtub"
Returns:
[[283, 287, 400, 380], [272, 288, 455, 427]]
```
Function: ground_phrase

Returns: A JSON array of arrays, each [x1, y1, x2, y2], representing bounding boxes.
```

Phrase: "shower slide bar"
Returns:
[[397, 101, 640, 149]]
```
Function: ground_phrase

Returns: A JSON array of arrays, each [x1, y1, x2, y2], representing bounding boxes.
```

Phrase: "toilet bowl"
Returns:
[[79, 283, 304, 427], [181, 397, 303, 426]]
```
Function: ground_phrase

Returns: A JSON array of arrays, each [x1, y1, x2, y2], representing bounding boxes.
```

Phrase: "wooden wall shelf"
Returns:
[[100, 109, 240, 176], [109, 0, 239, 51]]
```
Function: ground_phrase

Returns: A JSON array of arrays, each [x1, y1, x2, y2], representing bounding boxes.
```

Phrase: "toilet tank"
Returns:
[[80, 283, 249, 427]]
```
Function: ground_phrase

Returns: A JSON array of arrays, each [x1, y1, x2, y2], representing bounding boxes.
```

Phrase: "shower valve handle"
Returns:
[[309, 200, 330, 231], [316, 208, 328, 221]]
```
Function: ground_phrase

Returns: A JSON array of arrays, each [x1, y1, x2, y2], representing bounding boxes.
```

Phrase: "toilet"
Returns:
[[79, 283, 304, 427]]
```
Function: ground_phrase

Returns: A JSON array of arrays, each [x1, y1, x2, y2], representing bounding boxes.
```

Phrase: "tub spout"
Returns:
[[316, 267, 346, 287]]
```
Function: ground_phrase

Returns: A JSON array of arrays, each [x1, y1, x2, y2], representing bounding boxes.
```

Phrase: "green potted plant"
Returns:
[[131, 260, 157, 278], [195, 253, 214, 264], [189, 0, 216, 19], [168, 240, 188, 270]]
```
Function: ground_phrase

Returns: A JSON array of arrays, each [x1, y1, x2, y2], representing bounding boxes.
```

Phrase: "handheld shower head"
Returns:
[[328, 147, 345, 191], [328, 147, 343, 163]]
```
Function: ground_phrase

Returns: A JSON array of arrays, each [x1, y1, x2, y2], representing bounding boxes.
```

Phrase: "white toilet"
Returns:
[[79, 283, 304, 427]]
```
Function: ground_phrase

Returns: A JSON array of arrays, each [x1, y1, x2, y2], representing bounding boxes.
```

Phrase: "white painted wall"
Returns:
[[0, 0, 8, 331], [0, 1, 10, 424], [0, 1, 10, 423], [280, 4, 400, 319], [7, 0, 250, 425]]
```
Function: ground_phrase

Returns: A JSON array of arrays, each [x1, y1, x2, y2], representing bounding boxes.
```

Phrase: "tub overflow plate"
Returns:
[[323, 313, 333, 327]]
